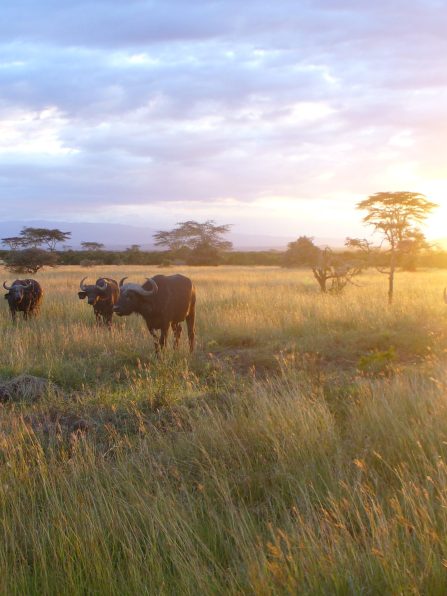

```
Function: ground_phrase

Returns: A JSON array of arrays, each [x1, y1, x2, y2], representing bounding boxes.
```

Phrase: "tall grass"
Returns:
[[0, 265, 447, 593]]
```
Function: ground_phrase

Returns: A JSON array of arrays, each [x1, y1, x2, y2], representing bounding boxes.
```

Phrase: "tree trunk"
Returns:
[[312, 268, 327, 293], [388, 248, 396, 305]]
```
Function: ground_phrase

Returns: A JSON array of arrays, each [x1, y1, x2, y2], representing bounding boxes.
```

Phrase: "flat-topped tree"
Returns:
[[81, 242, 104, 251], [2, 228, 71, 251], [357, 191, 438, 304], [154, 220, 232, 265], [20, 227, 71, 251]]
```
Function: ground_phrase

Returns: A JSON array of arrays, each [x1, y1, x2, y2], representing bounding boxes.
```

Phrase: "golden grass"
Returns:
[[0, 265, 447, 593]]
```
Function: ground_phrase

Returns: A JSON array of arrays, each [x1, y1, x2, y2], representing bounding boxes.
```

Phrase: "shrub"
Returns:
[[357, 347, 397, 377], [3, 248, 58, 273]]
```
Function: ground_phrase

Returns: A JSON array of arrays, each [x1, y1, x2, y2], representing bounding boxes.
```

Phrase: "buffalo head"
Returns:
[[113, 278, 158, 316], [78, 277, 109, 305], [3, 280, 32, 304]]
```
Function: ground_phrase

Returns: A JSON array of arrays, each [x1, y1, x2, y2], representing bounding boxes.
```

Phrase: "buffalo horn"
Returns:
[[79, 277, 88, 291], [96, 279, 108, 290], [144, 278, 159, 296], [119, 277, 128, 287], [128, 279, 158, 298], [3, 281, 12, 290]]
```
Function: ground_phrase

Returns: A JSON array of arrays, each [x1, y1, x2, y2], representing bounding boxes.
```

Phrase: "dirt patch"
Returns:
[[203, 347, 283, 378], [25, 409, 90, 437], [0, 374, 63, 404]]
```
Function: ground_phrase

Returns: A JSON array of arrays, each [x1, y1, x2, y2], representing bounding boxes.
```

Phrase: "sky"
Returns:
[[1, 0, 447, 242]]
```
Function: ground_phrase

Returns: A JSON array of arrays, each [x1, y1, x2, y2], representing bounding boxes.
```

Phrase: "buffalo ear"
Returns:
[[78, 291, 87, 300], [4, 294, 9, 299]]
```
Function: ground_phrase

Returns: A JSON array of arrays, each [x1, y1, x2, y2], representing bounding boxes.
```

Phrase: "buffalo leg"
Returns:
[[148, 327, 160, 353], [159, 324, 170, 350], [186, 312, 195, 353], [171, 322, 182, 349]]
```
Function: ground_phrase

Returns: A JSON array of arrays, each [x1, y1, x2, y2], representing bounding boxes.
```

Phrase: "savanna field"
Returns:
[[1, 265, 447, 594]]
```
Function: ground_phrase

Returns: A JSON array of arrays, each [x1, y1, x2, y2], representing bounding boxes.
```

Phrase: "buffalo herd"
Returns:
[[2, 274, 196, 353]]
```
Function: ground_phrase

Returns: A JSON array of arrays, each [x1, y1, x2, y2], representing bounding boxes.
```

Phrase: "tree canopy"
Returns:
[[357, 192, 438, 249], [2, 227, 71, 251], [154, 220, 232, 264], [81, 242, 105, 251], [154, 220, 233, 252], [283, 236, 321, 268]]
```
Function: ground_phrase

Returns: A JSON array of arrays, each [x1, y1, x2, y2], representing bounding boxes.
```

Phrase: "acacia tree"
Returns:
[[81, 241, 104, 251], [356, 191, 438, 304], [154, 220, 233, 265], [2, 227, 71, 251], [20, 227, 71, 251]]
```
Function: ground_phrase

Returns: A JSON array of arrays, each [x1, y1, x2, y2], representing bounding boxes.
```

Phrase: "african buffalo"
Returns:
[[3, 279, 43, 322], [113, 274, 196, 352], [78, 277, 120, 327]]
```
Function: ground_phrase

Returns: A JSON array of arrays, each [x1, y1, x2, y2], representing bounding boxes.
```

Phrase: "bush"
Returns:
[[3, 248, 58, 274], [357, 347, 397, 377]]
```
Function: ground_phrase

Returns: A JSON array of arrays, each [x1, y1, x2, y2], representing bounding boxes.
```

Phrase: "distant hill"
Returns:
[[0, 220, 346, 251]]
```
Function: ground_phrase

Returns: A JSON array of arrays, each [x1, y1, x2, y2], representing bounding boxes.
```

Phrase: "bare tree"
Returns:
[[312, 247, 363, 294], [284, 237, 362, 293]]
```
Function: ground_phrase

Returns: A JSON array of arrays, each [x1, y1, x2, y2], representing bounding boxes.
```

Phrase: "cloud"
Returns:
[[0, 0, 446, 232]]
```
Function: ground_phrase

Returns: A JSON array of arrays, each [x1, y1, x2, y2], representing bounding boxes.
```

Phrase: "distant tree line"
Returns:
[[0, 196, 443, 303], [0, 221, 282, 272], [0, 247, 284, 269]]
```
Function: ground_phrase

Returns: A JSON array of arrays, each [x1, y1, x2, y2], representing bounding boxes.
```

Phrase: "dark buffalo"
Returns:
[[78, 277, 120, 327], [3, 279, 43, 322], [113, 274, 196, 352]]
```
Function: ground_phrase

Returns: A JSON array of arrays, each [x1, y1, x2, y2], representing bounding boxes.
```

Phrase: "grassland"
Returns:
[[1, 265, 447, 594]]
